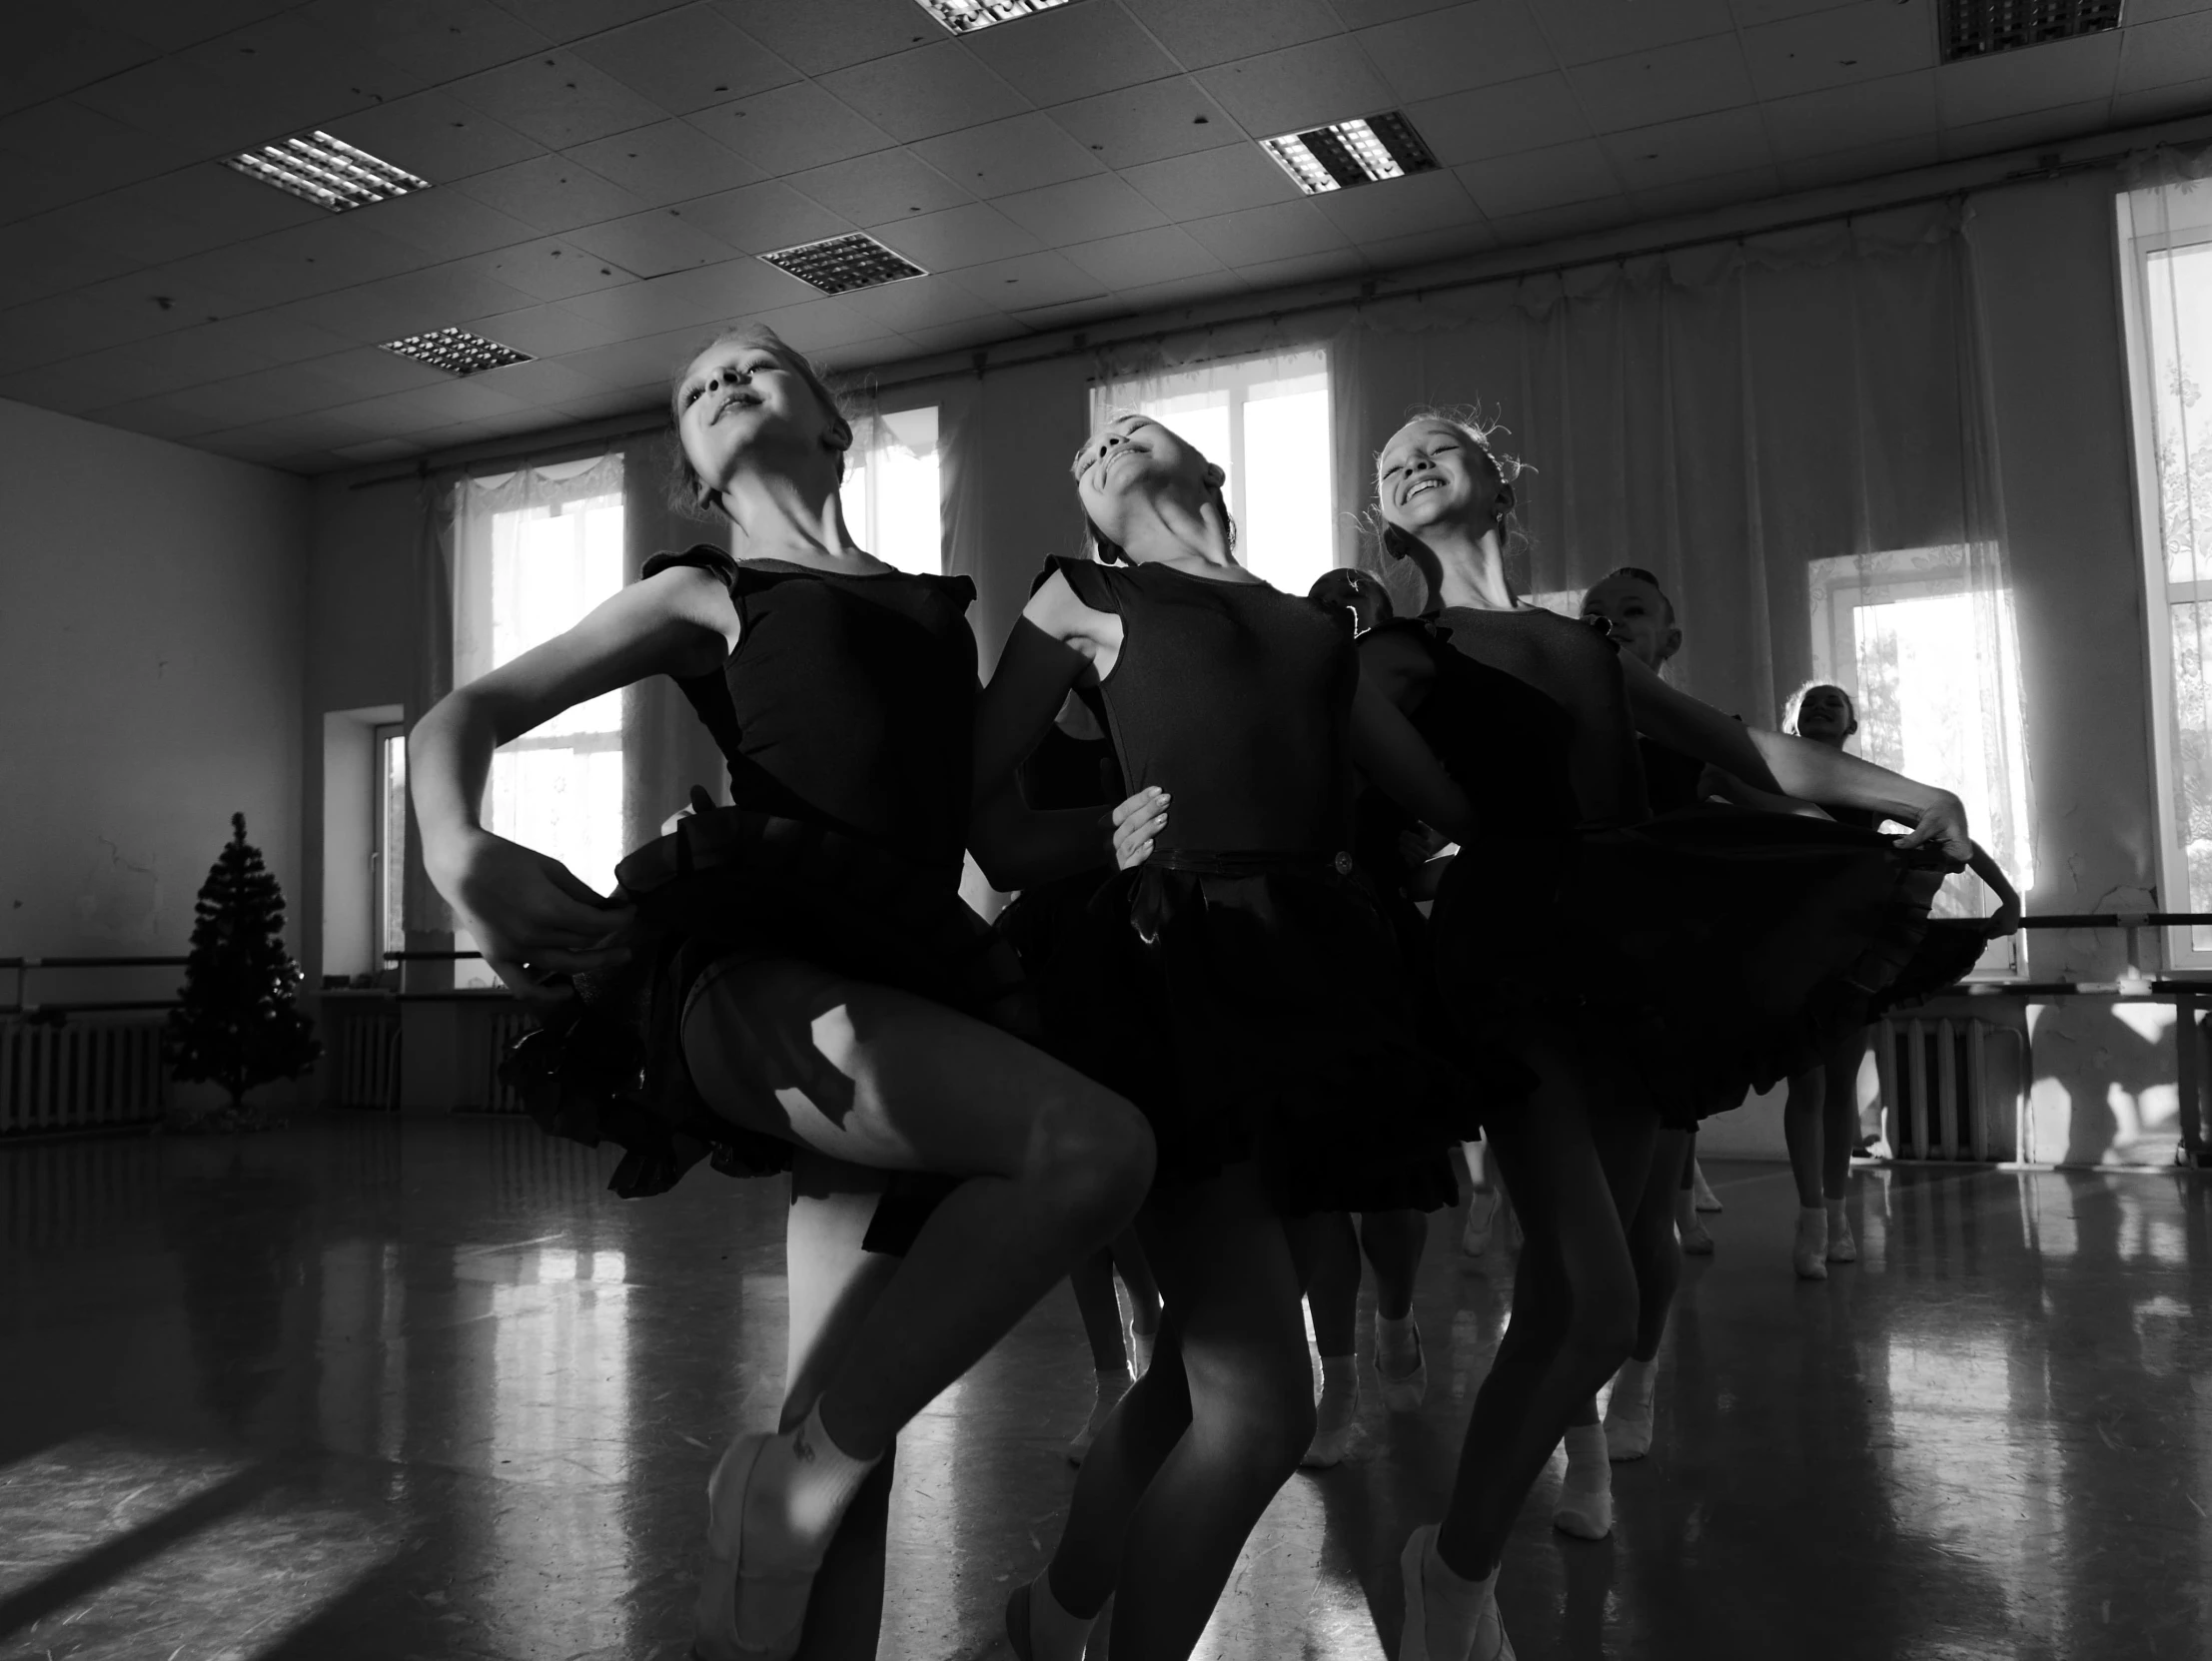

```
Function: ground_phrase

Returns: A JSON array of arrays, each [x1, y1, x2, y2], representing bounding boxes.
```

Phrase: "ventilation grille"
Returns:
[[1939, 0, 2122, 62], [914, 0, 1070, 33], [762, 232, 926, 296], [226, 131, 430, 212], [382, 328, 532, 377], [1261, 112, 1439, 196]]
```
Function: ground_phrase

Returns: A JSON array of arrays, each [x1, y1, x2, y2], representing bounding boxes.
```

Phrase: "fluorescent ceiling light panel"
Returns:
[[1939, 0, 2121, 62], [762, 233, 926, 296], [912, 0, 1071, 33], [225, 131, 430, 213], [382, 328, 532, 377], [1261, 112, 1438, 196]]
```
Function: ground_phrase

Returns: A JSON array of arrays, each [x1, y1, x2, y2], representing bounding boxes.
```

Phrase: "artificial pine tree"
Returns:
[[165, 813, 321, 1126]]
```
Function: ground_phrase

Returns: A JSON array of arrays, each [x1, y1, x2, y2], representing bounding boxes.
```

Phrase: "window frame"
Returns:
[[2116, 193, 2212, 969], [373, 722, 408, 978]]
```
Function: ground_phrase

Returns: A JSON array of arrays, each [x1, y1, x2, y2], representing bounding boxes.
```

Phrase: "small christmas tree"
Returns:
[[165, 813, 321, 1126]]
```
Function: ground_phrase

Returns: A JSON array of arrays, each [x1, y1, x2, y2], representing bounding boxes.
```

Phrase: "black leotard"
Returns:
[[1031, 557, 1516, 1212]]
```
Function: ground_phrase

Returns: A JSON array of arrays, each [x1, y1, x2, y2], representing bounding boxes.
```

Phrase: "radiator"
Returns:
[[1875, 1015, 2022, 1162], [474, 1006, 536, 1116], [0, 1016, 169, 1136], [327, 1002, 401, 1112]]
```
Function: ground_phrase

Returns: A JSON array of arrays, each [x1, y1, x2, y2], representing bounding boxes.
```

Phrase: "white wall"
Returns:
[[0, 399, 309, 1014]]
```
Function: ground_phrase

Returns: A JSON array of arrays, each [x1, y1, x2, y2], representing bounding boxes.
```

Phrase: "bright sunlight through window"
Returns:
[[840, 407, 942, 574]]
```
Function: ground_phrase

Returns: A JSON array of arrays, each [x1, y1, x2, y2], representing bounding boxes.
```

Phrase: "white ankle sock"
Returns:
[[1376, 1313, 1421, 1377], [746, 1403, 880, 1570], [1553, 1422, 1612, 1538], [1422, 1534, 1502, 1660], [1027, 1569, 1097, 1661]]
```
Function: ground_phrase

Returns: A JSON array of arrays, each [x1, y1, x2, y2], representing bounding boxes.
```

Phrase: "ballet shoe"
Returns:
[[1793, 1207, 1829, 1280], [1397, 1525, 1516, 1661], [693, 1433, 815, 1661], [1551, 1481, 1613, 1540], [1461, 1190, 1498, 1255], [1678, 1218, 1715, 1256], [1301, 1413, 1356, 1469], [1603, 1363, 1657, 1462], [1552, 1425, 1613, 1538], [1375, 1319, 1429, 1412], [1691, 1165, 1723, 1213], [1826, 1213, 1858, 1263]]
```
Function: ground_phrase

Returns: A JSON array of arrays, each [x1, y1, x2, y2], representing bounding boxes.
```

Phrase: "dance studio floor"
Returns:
[[2, 1113, 2207, 1661]]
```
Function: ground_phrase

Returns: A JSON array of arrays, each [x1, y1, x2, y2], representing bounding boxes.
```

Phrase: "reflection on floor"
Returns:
[[2, 1113, 2208, 1659]]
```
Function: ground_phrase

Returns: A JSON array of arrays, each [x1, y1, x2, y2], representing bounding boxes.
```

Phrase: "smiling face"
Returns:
[[672, 327, 846, 514], [1375, 418, 1510, 544], [1071, 413, 1225, 559], [1581, 571, 1680, 672], [1791, 683, 1858, 747]]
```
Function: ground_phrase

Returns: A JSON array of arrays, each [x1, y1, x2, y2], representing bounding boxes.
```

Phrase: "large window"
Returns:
[[2122, 177, 2212, 963], [840, 407, 942, 573], [1090, 349, 1335, 595], [1808, 548, 2033, 967], [374, 723, 407, 972]]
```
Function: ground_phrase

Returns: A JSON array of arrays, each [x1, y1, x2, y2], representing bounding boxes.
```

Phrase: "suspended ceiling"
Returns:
[[4, 0, 2211, 475]]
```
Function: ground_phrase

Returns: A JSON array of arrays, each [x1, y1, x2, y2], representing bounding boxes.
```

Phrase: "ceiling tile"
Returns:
[[163, 216, 440, 312], [1936, 33, 2121, 127], [565, 207, 741, 277], [748, 294, 891, 350], [323, 90, 548, 184], [1063, 224, 1227, 288], [912, 112, 1106, 197], [72, 58, 297, 160], [448, 50, 670, 151], [188, 309, 362, 367], [333, 437, 417, 462], [1197, 38, 1397, 135], [463, 356, 626, 405], [2115, 71, 2212, 127], [560, 258, 818, 332], [944, 250, 1111, 309], [901, 315, 1018, 355], [290, 345, 454, 400], [838, 273, 1004, 332], [1408, 75, 1592, 166], [1568, 34, 1758, 132], [451, 238, 636, 302], [177, 12, 428, 124], [1359, 218, 1499, 273], [1939, 96, 2112, 160], [1008, 293, 1129, 330], [814, 332, 914, 371], [1600, 106, 1772, 189], [1773, 131, 1942, 191], [164, 359, 391, 426], [1105, 269, 1248, 313], [677, 181, 854, 254], [102, 0, 295, 52], [452, 155, 652, 235], [1484, 192, 1635, 247], [566, 119, 764, 207], [1312, 167, 1482, 241], [1184, 198, 1354, 265], [281, 264, 547, 344], [1120, 142, 1303, 218], [1628, 161, 1781, 217], [365, 189, 547, 263], [0, 100, 177, 217], [458, 303, 626, 358], [1227, 244, 1367, 289], [686, 82, 896, 175], [0, 269, 239, 374], [555, 323, 712, 389], [1725, 0, 1865, 23], [303, 0, 552, 82], [1455, 137, 1619, 216], [712, 0, 942, 76], [994, 174, 1167, 243], [88, 393, 228, 442], [822, 42, 1030, 143], [1358, 4, 1558, 103], [0, 357, 154, 417], [965, 4, 1180, 105], [1123, 0, 1345, 71], [1533, 0, 1737, 66], [1047, 77, 1244, 168], [0, 228, 140, 310], [50, 165, 327, 270], [788, 149, 972, 224], [871, 203, 1044, 270], [488, 0, 678, 44], [1761, 70, 1936, 162], [571, 4, 799, 113], [2116, 11, 2212, 94], [339, 377, 536, 429], [1740, 0, 1934, 100], [0, 19, 160, 117]]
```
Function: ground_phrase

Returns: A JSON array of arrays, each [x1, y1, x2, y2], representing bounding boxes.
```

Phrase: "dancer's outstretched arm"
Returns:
[[1742, 730, 1972, 859], [1615, 652, 1782, 791], [411, 563, 732, 1001]]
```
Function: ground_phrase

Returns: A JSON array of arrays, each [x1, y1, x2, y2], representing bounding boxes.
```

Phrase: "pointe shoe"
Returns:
[[1552, 1478, 1613, 1540], [1398, 1525, 1516, 1661], [1793, 1207, 1829, 1280], [1826, 1212, 1858, 1263], [1461, 1190, 1498, 1255], [1375, 1319, 1429, 1412], [1691, 1164, 1723, 1213], [1678, 1218, 1714, 1256], [1603, 1363, 1657, 1462], [1302, 1402, 1357, 1469], [695, 1433, 817, 1661]]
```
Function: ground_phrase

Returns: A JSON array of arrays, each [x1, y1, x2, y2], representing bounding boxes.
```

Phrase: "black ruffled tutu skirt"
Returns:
[[1035, 849, 1529, 1215], [1432, 806, 1953, 1130], [1868, 918, 1992, 1016], [499, 807, 1036, 1250]]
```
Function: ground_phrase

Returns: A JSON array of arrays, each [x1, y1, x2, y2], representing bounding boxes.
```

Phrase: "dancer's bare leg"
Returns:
[[1361, 1210, 1430, 1407], [1294, 1212, 1363, 1465], [1821, 1034, 1865, 1261]]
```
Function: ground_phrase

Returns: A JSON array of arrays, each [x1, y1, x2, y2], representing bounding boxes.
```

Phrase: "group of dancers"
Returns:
[[409, 320, 2011, 1661]]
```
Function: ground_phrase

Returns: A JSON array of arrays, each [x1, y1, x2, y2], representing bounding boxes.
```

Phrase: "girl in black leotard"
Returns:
[[969, 412, 1514, 1661], [1368, 414, 1975, 1661], [410, 324, 1158, 1661]]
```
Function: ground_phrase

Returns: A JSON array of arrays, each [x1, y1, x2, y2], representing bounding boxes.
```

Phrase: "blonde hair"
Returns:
[[1781, 680, 1857, 736], [1370, 405, 1535, 566], [667, 324, 853, 519]]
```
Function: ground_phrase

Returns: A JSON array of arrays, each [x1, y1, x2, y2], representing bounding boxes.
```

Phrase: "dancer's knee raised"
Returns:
[[1026, 1081, 1156, 1221]]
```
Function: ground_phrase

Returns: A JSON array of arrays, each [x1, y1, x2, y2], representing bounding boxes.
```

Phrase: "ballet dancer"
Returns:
[[1777, 681, 2021, 1277], [992, 681, 1165, 1458], [1367, 412, 1973, 1660], [973, 412, 1513, 1661], [412, 323, 1160, 1661]]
